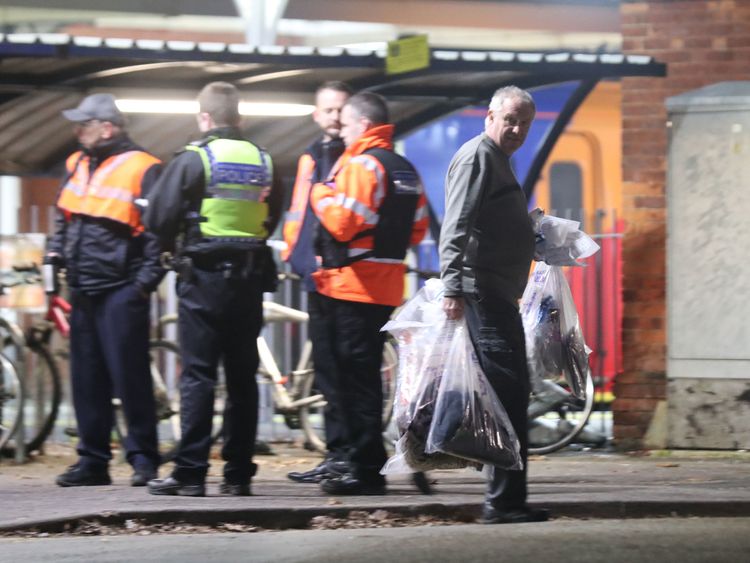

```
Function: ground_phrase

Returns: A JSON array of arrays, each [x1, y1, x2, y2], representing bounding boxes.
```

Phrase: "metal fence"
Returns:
[[2, 204, 622, 450]]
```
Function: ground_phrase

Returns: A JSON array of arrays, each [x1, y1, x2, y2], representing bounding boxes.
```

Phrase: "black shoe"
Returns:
[[131, 468, 158, 487], [287, 459, 348, 484], [219, 481, 252, 496], [321, 473, 386, 496], [479, 505, 550, 524], [147, 476, 206, 497], [412, 471, 433, 495], [56, 464, 111, 487]]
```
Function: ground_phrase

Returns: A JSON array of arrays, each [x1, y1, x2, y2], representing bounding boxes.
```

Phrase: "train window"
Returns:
[[549, 162, 583, 223]]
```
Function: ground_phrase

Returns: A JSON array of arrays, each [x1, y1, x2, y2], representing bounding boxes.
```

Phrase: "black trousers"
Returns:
[[307, 291, 348, 459], [313, 294, 393, 480], [69, 284, 159, 471], [173, 268, 263, 485], [464, 291, 530, 510]]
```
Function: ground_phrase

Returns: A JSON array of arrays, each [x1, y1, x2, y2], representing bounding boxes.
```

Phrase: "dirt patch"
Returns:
[[1, 510, 465, 538]]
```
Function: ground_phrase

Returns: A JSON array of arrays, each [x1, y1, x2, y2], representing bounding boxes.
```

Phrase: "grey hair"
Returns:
[[488, 86, 536, 113]]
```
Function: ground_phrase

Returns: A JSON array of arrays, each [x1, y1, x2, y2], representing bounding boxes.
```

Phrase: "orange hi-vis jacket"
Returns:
[[57, 150, 161, 234], [310, 124, 429, 307], [281, 152, 315, 261]]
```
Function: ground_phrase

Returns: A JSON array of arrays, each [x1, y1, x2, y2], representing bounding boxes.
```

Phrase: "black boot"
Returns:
[[479, 504, 550, 524], [287, 458, 349, 484], [147, 476, 206, 497], [56, 463, 111, 487]]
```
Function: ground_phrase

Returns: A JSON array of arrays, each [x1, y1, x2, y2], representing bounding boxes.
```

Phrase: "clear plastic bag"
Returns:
[[520, 262, 592, 400], [381, 281, 522, 474], [382, 293, 479, 474], [424, 321, 523, 471]]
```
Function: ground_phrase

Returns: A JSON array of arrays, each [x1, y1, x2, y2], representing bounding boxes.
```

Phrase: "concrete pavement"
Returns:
[[1, 444, 749, 533]]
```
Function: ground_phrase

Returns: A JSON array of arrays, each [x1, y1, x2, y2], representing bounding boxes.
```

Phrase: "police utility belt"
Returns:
[[167, 241, 278, 290]]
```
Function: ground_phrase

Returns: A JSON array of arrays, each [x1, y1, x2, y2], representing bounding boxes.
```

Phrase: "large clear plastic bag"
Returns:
[[381, 279, 522, 474], [520, 262, 592, 401], [424, 321, 523, 470]]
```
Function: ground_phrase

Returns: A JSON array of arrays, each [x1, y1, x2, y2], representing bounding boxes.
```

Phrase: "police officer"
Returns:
[[49, 93, 164, 488], [145, 82, 283, 497], [283, 81, 353, 484]]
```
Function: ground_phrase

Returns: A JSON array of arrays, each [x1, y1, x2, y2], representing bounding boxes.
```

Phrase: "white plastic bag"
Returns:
[[532, 214, 600, 266], [520, 262, 592, 400]]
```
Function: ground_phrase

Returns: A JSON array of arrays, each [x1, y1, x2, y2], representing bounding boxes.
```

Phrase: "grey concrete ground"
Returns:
[[2, 518, 750, 563], [1, 443, 749, 534]]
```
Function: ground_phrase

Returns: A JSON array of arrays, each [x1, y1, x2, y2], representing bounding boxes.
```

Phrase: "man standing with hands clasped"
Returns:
[[49, 93, 163, 488], [283, 81, 354, 484], [439, 85, 549, 523]]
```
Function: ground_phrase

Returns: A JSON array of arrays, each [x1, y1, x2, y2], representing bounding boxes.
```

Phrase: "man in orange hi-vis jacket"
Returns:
[[47, 93, 164, 489], [309, 91, 428, 495]]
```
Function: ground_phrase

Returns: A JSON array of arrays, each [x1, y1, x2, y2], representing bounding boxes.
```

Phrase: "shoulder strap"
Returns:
[[361, 147, 413, 174]]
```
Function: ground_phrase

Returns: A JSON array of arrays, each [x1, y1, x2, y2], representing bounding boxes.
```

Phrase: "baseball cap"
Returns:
[[62, 93, 124, 125]]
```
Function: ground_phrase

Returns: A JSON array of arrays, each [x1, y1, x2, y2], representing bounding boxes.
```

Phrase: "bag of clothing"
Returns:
[[380, 279, 521, 474], [382, 282, 474, 474], [520, 261, 591, 401], [424, 321, 523, 470]]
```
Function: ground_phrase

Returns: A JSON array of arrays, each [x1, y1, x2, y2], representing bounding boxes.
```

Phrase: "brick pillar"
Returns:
[[617, 0, 750, 448]]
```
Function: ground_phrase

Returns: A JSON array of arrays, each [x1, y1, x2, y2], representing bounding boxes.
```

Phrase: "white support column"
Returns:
[[0, 176, 21, 235], [234, 0, 288, 46]]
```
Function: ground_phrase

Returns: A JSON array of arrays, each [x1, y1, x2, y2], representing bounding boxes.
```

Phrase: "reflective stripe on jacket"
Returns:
[[309, 124, 429, 306], [281, 152, 315, 261], [187, 138, 272, 239], [57, 150, 160, 234]]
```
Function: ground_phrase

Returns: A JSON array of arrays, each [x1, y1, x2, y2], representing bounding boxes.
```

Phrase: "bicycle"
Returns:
[[150, 301, 398, 457], [0, 265, 64, 457], [1, 264, 184, 460]]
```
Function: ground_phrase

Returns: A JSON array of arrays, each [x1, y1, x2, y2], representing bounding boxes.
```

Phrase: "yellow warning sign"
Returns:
[[386, 35, 430, 75]]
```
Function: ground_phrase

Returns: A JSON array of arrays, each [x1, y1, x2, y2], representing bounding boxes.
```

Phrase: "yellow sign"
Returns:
[[386, 35, 430, 75]]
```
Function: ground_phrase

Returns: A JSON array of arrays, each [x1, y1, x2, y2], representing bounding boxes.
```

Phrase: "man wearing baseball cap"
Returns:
[[47, 93, 165, 488]]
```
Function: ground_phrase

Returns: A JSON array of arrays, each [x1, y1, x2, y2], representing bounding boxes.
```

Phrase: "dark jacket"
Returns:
[[144, 127, 284, 259], [439, 133, 535, 307], [47, 135, 165, 294]]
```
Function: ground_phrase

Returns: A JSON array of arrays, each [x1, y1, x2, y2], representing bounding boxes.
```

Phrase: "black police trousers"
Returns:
[[172, 267, 264, 485], [463, 290, 530, 511], [69, 284, 159, 472], [312, 293, 393, 482]]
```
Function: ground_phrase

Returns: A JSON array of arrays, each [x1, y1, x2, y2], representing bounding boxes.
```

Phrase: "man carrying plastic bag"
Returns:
[[438, 86, 547, 524]]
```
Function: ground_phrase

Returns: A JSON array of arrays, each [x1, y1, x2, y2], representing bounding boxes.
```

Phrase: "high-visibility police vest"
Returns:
[[57, 150, 160, 234], [186, 137, 273, 240]]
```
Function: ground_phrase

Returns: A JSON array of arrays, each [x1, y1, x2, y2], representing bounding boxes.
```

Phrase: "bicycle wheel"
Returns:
[[0, 352, 24, 452], [299, 339, 399, 454], [0, 342, 61, 456], [129, 339, 226, 463], [527, 368, 595, 455]]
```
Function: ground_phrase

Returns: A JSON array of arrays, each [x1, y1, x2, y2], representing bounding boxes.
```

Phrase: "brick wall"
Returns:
[[617, 0, 750, 448]]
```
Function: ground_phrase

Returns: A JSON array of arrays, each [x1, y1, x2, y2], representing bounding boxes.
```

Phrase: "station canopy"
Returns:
[[0, 33, 665, 187]]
